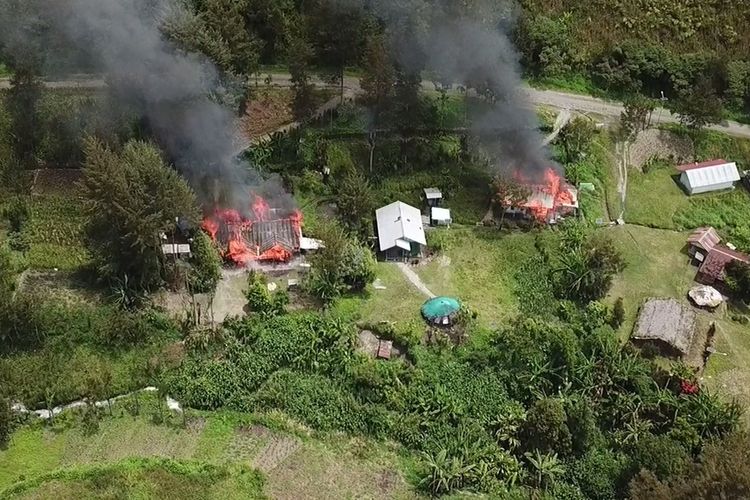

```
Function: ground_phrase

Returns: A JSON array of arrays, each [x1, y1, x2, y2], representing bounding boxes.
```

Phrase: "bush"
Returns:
[[253, 370, 369, 433], [188, 231, 221, 294], [630, 433, 689, 480], [245, 271, 288, 319], [571, 449, 628, 500]]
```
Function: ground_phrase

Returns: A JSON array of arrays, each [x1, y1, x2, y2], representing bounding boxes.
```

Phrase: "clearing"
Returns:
[[0, 410, 417, 499]]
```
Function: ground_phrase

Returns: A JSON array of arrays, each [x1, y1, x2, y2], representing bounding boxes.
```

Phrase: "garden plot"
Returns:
[[0, 412, 415, 499]]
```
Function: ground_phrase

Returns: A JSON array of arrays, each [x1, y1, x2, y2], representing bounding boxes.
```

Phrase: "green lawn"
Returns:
[[624, 167, 688, 229], [335, 262, 425, 329], [605, 224, 696, 337], [416, 227, 541, 328], [0, 409, 417, 499]]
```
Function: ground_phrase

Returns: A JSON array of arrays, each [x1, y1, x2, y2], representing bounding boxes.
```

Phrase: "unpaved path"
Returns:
[[396, 263, 436, 299], [615, 140, 630, 221], [6, 73, 750, 139], [543, 108, 572, 146]]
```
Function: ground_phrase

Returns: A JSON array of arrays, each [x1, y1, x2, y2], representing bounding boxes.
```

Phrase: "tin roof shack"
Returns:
[[423, 188, 443, 208], [375, 201, 427, 261], [677, 159, 740, 195], [697, 245, 750, 288], [687, 227, 721, 264], [632, 298, 697, 358]]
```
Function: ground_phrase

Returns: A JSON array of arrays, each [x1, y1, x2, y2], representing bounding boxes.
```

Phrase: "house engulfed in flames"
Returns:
[[504, 168, 579, 223], [201, 195, 309, 265]]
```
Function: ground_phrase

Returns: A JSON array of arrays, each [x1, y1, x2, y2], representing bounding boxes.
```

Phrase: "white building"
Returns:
[[430, 207, 452, 226], [678, 159, 740, 195], [375, 201, 427, 261]]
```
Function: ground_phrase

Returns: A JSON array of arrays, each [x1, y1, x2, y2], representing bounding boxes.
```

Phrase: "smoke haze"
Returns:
[[354, 0, 554, 179], [1, 0, 289, 212]]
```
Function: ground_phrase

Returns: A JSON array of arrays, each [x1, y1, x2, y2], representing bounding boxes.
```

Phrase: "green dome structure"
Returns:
[[422, 296, 461, 326]]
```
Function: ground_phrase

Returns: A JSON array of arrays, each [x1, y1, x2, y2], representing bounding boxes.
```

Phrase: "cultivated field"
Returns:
[[0, 408, 417, 499]]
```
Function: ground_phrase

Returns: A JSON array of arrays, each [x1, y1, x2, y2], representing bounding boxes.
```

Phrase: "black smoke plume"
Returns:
[[0, 0, 290, 211], [348, 0, 554, 180]]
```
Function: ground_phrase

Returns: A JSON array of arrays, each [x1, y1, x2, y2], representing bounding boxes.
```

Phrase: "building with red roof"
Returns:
[[687, 227, 721, 263], [697, 244, 750, 286]]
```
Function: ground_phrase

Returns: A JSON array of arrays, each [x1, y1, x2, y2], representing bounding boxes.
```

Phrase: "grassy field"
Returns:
[[335, 262, 425, 329], [0, 409, 418, 499], [415, 227, 541, 328], [604, 225, 696, 336], [3, 459, 265, 500], [623, 128, 750, 251], [624, 166, 688, 229], [336, 227, 544, 331]]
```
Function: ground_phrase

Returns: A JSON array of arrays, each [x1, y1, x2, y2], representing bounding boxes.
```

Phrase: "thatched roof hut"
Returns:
[[632, 298, 697, 357]]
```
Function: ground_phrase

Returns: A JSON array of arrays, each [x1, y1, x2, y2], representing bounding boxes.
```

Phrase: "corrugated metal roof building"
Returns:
[[677, 159, 740, 195], [375, 201, 427, 261]]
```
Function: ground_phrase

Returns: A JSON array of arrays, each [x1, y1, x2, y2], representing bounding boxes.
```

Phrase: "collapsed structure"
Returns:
[[503, 168, 579, 223], [202, 195, 306, 265]]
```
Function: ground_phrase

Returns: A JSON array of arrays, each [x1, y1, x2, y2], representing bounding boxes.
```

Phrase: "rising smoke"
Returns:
[[353, 0, 554, 180], [0, 0, 289, 212]]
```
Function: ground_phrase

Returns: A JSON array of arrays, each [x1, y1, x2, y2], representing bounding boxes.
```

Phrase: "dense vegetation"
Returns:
[[2, 1, 750, 498], [163, 290, 740, 497]]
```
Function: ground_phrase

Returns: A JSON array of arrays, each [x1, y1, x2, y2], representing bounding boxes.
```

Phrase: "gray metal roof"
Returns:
[[423, 187, 443, 199], [376, 201, 427, 251], [682, 161, 740, 189]]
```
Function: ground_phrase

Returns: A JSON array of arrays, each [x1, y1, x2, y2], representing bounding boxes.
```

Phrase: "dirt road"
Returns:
[[6, 73, 750, 140]]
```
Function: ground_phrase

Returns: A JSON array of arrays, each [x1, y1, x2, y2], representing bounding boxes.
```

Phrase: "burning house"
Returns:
[[503, 168, 579, 223], [202, 195, 306, 266]]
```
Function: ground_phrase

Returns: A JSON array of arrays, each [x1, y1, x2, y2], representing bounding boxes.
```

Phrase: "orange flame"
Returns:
[[511, 167, 578, 222], [202, 194, 302, 265]]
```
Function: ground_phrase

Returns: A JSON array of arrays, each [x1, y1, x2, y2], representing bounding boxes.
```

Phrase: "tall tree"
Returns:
[[675, 77, 724, 130], [81, 139, 199, 292], [359, 32, 394, 124], [287, 31, 316, 121], [163, 0, 260, 78], [0, 0, 47, 171], [305, 1, 365, 102]]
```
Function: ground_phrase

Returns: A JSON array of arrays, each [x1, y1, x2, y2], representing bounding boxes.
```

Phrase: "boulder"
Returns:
[[688, 285, 724, 308]]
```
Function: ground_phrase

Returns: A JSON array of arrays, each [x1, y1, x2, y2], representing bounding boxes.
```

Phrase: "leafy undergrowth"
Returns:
[[24, 194, 89, 271], [1, 458, 265, 500]]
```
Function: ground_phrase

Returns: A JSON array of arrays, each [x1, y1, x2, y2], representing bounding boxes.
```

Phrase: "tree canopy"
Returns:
[[81, 139, 199, 292]]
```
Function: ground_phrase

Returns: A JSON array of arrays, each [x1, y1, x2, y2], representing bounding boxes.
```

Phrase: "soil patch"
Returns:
[[241, 88, 295, 140], [30, 169, 83, 195], [252, 435, 302, 473], [628, 129, 694, 171]]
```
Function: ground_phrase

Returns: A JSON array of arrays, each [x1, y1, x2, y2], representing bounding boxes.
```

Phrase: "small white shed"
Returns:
[[678, 159, 740, 195], [430, 207, 452, 226]]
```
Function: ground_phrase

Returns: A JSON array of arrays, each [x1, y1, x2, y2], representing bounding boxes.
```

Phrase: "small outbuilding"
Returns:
[[430, 207, 452, 227], [687, 227, 721, 263], [677, 159, 740, 195], [423, 188, 443, 207], [632, 298, 697, 358], [375, 201, 427, 261], [696, 245, 750, 287]]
